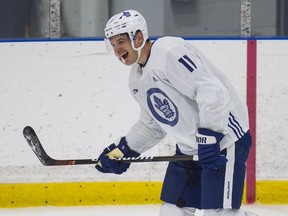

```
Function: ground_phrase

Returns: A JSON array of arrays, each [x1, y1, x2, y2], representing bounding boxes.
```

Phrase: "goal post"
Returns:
[[241, 0, 257, 204]]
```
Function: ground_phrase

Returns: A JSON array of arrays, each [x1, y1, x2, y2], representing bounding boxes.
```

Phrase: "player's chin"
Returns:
[[124, 61, 135, 66], [119, 57, 135, 66]]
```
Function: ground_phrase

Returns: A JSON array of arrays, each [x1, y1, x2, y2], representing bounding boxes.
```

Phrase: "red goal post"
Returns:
[[241, 0, 256, 204]]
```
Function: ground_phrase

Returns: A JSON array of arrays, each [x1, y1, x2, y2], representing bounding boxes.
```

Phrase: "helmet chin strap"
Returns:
[[136, 49, 142, 62], [132, 39, 145, 64]]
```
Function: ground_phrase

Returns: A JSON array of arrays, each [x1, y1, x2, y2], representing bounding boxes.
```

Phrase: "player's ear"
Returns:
[[134, 31, 144, 48]]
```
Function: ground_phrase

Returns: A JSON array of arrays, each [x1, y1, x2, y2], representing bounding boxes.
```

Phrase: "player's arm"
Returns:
[[165, 45, 230, 169], [165, 45, 231, 131], [95, 107, 166, 174], [126, 108, 167, 153]]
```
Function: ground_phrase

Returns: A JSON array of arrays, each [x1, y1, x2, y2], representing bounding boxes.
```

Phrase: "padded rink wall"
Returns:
[[0, 38, 287, 207]]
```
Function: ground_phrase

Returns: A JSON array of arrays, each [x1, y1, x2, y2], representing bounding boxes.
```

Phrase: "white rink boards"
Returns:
[[0, 39, 287, 186]]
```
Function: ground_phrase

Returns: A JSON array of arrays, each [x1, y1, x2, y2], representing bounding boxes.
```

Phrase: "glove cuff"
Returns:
[[116, 137, 140, 157], [197, 128, 224, 143]]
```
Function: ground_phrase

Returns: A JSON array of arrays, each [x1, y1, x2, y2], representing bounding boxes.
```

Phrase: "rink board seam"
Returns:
[[0, 181, 287, 208]]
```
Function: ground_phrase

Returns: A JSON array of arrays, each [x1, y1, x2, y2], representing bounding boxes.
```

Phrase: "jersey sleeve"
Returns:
[[125, 106, 167, 153], [164, 43, 231, 132]]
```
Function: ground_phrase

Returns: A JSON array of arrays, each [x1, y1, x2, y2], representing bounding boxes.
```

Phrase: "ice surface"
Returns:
[[0, 204, 287, 216]]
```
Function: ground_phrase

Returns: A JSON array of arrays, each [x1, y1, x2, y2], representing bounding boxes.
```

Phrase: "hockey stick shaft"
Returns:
[[23, 126, 195, 166]]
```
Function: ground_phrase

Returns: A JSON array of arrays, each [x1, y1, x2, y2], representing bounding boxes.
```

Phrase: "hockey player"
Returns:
[[95, 9, 258, 216]]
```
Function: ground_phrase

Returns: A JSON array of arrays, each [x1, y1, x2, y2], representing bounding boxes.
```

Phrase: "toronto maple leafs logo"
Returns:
[[121, 11, 131, 18], [154, 96, 174, 119], [147, 88, 179, 126]]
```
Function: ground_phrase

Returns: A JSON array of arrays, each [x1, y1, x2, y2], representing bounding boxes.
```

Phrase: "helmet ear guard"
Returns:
[[104, 10, 149, 52]]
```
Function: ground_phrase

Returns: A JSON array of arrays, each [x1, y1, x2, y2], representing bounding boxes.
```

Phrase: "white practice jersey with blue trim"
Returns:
[[125, 37, 249, 155]]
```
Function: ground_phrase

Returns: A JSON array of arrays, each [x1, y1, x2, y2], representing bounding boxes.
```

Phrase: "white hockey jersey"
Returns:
[[125, 37, 249, 155]]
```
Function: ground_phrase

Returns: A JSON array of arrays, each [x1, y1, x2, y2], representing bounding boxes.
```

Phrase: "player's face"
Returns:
[[109, 34, 138, 65]]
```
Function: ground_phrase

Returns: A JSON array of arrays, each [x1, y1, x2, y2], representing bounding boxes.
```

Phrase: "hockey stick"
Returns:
[[23, 126, 194, 166]]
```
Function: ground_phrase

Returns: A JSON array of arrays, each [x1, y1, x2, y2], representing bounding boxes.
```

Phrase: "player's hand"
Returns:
[[95, 137, 140, 174], [197, 128, 227, 170]]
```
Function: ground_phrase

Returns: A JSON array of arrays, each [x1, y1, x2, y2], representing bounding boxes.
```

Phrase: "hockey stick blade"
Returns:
[[23, 126, 100, 166], [23, 126, 194, 166]]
